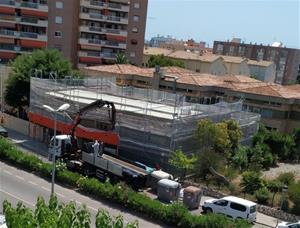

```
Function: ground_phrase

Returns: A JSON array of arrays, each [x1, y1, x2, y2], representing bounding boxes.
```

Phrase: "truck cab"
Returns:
[[48, 135, 71, 161]]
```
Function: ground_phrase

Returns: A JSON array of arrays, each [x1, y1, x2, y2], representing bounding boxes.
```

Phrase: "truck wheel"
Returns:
[[205, 208, 213, 214]]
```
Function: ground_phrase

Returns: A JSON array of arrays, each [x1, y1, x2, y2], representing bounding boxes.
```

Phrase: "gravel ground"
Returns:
[[263, 163, 300, 180]]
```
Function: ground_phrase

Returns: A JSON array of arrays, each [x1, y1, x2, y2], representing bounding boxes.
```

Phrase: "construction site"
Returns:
[[29, 77, 260, 168]]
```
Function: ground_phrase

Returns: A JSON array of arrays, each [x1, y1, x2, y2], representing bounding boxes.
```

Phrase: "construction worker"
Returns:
[[92, 140, 100, 155]]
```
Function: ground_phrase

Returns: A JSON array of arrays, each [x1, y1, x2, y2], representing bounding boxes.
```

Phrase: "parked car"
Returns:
[[0, 126, 8, 138], [202, 196, 257, 223], [0, 214, 7, 228], [276, 221, 300, 228]]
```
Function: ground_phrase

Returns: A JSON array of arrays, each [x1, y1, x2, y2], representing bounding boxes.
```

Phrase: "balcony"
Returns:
[[0, 29, 18, 37], [80, 0, 107, 9], [20, 1, 48, 11], [79, 25, 127, 36], [78, 50, 116, 59], [80, 12, 128, 24], [0, 44, 21, 52], [19, 17, 48, 27], [20, 31, 47, 41], [107, 2, 129, 12], [79, 38, 126, 49], [107, 15, 128, 24], [0, 0, 15, 6]]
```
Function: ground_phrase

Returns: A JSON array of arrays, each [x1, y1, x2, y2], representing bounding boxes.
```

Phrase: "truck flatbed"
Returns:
[[102, 154, 148, 176]]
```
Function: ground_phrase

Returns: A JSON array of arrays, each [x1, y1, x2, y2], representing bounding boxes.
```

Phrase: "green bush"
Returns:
[[240, 171, 264, 194], [288, 181, 300, 215], [0, 137, 251, 228], [277, 172, 295, 186], [254, 187, 271, 205]]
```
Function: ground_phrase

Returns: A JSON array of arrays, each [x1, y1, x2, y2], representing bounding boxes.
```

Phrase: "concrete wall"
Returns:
[[249, 64, 276, 82], [2, 113, 29, 135]]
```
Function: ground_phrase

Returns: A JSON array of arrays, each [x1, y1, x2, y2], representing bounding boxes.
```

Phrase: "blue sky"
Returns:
[[145, 0, 300, 49]]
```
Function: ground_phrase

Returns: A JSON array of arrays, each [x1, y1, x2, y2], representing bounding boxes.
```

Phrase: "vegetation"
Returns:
[[168, 149, 197, 180], [116, 53, 129, 64], [288, 181, 300, 215], [277, 172, 295, 186], [240, 171, 264, 195], [266, 180, 283, 207], [5, 49, 80, 115], [0, 137, 250, 228], [254, 187, 271, 205], [147, 54, 185, 68], [3, 195, 138, 228]]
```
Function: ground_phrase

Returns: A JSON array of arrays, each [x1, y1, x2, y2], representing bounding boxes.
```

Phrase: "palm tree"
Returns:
[[116, 53, 128, 64]]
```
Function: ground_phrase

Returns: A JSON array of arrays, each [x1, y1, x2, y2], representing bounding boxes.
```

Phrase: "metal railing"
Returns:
[[0, 29, 16, 36], [20, 1, 38, 9], [90, 0, 105, 7], [0, 0, 15, 5], [20, 31, 39, 39]]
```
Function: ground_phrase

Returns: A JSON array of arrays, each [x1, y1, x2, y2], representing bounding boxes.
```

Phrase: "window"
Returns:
[[250, 206, 256, 213], [56, 1, 63, 8], [133, 2, 140, 8], [55, 31, 62, 37], [230, 202, 246, 212], [131, 39, 138, 45], [216, 44, 223, 54], [214, 200, 228, 206], [133, 15, 139, 22], [130, 52, 135, 57], [55, 16, 62, 24], [132, 27, 138, 33]]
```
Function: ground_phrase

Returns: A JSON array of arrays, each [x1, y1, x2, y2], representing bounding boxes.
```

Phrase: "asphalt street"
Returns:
[[0, 161, 165, 228]]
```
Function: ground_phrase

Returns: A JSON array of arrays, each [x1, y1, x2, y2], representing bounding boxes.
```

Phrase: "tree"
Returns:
[[5, 49, 80, 113], [267, 180, 283, 207], [277, 172, 295, 186], [224, 120, 242, 154], [116, 53, 129, 64], [253, 126, 295, 161], [254, 187, 271, 205], [168, 149, 197, 180], [240, 171, 264, 195], [232, 146, 249, 170], [147, 55, 185, 68]]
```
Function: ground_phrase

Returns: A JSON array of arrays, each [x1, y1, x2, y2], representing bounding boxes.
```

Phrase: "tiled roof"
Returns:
[[248, 60, 274, 67], [143, 47, 173, 56], [84, 64, 300, 99], [85, 64, 153, 77], [220, 55, 248, 64]]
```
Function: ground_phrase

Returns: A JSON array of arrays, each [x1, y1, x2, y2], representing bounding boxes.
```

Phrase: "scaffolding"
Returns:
[[30, 77, 260, 167]]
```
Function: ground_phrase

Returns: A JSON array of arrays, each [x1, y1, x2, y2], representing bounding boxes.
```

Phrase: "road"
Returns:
[[0, 161, 165, 228]]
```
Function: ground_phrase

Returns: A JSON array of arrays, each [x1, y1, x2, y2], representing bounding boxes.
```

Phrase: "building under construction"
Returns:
[[29, 77, 260, 167]]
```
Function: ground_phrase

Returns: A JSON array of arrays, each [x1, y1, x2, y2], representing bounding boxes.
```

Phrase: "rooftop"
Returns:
[[222, 196, 256, 206], [84, 64, 300, 100], [247, 60, 274, 67]]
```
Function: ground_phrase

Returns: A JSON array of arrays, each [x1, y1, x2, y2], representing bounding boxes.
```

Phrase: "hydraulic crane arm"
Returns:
[[70, 99, 116, 141]]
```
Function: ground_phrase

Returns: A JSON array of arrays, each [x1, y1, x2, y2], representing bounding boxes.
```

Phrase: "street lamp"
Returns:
[[43, 103, 70, 195], [280, 184, 288, 211]]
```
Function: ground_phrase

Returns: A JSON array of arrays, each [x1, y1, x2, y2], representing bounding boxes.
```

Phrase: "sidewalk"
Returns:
[[7, 129, 49, 163]]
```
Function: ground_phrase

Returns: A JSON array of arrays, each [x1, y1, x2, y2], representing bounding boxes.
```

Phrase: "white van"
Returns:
[[202, 196, 257, 222]]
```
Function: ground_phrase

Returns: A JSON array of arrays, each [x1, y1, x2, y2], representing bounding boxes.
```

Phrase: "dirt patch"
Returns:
[[262, 163, 300, 180]]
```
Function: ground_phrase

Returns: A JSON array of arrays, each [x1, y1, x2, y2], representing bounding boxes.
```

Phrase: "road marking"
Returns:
[[4, 170, 12, 175], [28, 181, 38, 186], [56, 192, 65, 198], [41, 186, 50, 192], [0, 189, 35, 207], [87, 206, 98, 212], [16, 175, 25, 180]]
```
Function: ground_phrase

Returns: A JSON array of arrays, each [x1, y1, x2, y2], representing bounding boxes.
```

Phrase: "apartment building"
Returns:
[[0, 0, 48, 64], [213, 40, 300, 85], [0, 0, 148, 66], [82, 64, 300, 133]]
